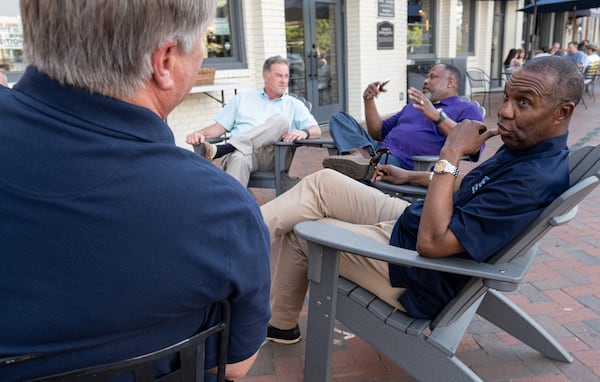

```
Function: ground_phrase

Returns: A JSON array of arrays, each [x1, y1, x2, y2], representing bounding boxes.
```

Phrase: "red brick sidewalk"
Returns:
[[244, 91, 600, 382]]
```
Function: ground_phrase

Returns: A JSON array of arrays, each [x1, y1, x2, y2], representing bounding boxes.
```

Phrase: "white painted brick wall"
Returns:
[[168, 0, 525, 150]]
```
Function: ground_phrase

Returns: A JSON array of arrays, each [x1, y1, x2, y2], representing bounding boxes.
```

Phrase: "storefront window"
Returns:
[[0, 0, 24, 72], [202, 0, 246, 69], [456, 0, 475, 55], [407, 0, 434, 56], [1, 0, 246, 72]]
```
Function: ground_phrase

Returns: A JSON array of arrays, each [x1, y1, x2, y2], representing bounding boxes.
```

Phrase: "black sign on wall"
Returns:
[[377, 21, 394, 50], [378, 0, 395, 18]]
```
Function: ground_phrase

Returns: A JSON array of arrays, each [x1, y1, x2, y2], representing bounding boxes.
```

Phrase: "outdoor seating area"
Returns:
[[244, 91, 600, 382], [5, 2, 600, 381]]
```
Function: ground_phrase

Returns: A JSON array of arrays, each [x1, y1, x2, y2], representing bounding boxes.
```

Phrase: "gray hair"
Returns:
[[521, 56, 583, 106], [20, 0, 216, 99], [263, 55, 289, 73]]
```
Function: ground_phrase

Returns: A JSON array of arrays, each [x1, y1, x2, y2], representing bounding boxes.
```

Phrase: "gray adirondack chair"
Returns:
[[295, 145, 600, 382], [194, 94, 334, 196], [248, 137, 336, 195]]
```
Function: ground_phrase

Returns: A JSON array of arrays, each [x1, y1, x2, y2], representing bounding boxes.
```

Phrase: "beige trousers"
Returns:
[[261, 169, 410, 330], [221, 115, 290, 187]]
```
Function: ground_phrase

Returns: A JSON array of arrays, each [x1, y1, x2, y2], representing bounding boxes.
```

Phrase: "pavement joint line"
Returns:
[[572, 125, 600, 150]]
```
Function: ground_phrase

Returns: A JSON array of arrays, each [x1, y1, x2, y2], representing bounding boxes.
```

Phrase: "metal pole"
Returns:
[[526, 0, 538, 60]]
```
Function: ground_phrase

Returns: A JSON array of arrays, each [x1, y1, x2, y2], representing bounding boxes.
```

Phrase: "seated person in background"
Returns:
[[509, 48, 525, 73], [0, 1, 270, 381], [565, 41, 586, 71], [534, 46, 551, 58], [584, 43, 600, 71], [186, 55, 321, 187], [550, 42, 562, 56], [503, 48, 518, 74], [262, 56, 582, 344], [323, 63, 483, 180]]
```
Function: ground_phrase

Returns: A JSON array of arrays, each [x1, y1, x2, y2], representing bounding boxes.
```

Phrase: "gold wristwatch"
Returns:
[[433, 159, 459, 177]]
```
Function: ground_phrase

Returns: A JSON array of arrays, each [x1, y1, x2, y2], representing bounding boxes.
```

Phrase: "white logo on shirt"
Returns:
[[472, 176, 490, 194]]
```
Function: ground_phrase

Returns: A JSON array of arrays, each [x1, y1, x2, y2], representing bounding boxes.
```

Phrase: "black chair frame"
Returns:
[[2, 301, 231, 382]]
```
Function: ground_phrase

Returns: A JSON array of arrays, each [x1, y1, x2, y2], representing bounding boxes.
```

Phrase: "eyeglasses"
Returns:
[[369, 148, 390, 167]]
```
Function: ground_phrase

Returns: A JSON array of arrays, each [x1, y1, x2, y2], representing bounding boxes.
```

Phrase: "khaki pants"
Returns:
[[221, 115, 290, 187], [261, 169, 410, 330]]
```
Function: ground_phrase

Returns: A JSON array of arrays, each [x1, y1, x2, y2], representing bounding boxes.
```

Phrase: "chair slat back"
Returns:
[[432, 146, 600, 328], [585, 61, 600, 77], [569, 145, 600, 186]]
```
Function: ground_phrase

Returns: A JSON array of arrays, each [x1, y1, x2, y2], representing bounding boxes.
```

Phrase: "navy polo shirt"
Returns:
[[0, 67, 271, 381], [389, 135, 569, 319]]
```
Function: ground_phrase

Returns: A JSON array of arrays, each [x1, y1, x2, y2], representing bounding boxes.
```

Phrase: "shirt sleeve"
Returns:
[[224, 205, 271, 364], [288, 98, 318, 130], [214, 94, 242, 132]]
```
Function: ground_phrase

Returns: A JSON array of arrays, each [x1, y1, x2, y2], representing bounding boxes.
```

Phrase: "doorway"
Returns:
[[490, 2, 506, 89], [285, 0, 345, 124]]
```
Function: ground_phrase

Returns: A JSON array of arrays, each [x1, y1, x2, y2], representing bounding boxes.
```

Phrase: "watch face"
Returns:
[[433, 159, 458, 176], [434, 161, 446, 172]]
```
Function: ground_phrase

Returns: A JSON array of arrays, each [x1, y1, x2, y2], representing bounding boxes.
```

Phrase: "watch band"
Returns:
[[302, 128, 310, 139], [434, 109, 447, 125], [433, 159, 459, 177]]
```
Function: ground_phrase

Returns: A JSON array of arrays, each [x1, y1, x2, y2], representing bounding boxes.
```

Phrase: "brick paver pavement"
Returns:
[[243, 90, 600, 382]]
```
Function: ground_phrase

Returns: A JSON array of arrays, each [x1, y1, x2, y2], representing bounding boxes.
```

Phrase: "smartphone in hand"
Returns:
[[378, 79, 390, 91]]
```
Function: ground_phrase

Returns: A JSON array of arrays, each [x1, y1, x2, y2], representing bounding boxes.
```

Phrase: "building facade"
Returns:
[[168, 0, 528, 148], [3, 1, 599, 150]]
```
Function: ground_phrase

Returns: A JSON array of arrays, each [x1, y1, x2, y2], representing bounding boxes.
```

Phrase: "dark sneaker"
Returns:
[[322, 155, 375, 181], [193, 142, 216, 160], [266, 324, 301, 344]]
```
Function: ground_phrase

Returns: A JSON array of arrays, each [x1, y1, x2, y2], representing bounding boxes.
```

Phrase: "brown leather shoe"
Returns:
[[347, 147, 371, 159], [322, 155, 375, 180], [193, 142, 217, 160]]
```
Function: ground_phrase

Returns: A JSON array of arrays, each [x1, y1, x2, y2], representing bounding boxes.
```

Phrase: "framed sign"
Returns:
[[377, 21, 394, 50], [378, 0, 395, 18]]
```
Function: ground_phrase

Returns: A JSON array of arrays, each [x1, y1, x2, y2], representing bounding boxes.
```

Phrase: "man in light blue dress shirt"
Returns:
[[187, 55, 320, 187]]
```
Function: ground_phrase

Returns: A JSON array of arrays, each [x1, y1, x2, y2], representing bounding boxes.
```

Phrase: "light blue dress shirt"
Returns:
[[214, 90, 317, 139]]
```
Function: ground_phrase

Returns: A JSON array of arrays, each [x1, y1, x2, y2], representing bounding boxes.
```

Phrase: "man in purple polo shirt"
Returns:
[[323, 63, 483, 180]]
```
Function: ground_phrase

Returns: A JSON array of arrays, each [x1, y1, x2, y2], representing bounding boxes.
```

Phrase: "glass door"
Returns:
[[285, 0, 344, 124], [490, 1, 505, 88]]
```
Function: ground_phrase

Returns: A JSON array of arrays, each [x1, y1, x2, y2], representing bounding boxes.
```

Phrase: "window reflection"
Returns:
[[407, 0, 434, 56], [0, 15, 24, 71], [202, 0, 245, 69], [457, 0, 474, 55], [205, 0, 234, 58]]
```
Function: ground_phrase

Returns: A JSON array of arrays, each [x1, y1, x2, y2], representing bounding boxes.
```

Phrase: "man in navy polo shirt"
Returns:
[[0, 1, 269, 381], [263, 56, 582, 344]]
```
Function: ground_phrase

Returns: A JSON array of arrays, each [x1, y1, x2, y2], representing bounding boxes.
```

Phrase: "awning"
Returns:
[[519, 0, 600, 14]]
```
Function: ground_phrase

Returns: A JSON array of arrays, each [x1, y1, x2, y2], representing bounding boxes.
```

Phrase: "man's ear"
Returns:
[[554, 101, 576, 124], [447, 76, 457, 89], [151, 40, 178, 90]]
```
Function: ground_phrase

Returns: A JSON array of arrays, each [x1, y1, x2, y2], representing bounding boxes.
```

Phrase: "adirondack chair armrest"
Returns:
[[294, 221, 527, 284], [273, 137, 336, 149], [373, 181, 428, 200]]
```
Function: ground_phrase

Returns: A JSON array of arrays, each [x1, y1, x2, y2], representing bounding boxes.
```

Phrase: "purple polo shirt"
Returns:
[[381, 96, 483, 169]]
